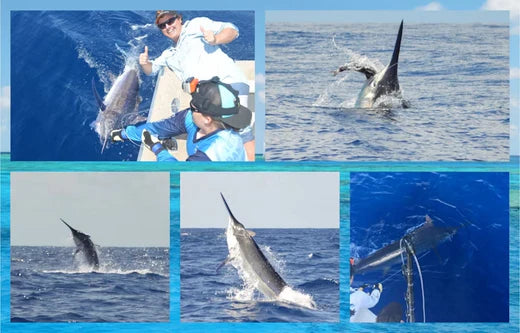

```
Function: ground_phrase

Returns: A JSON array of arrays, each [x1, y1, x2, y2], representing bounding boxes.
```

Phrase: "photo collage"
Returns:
[[0, 3, 519, 333]]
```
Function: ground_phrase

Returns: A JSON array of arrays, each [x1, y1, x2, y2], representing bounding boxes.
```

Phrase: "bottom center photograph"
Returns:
[[180, 172, 340, 322]]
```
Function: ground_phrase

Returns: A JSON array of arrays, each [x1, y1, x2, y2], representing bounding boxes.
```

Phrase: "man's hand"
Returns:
[[139, 46, 150, 66], [200, 26, 217, 45]]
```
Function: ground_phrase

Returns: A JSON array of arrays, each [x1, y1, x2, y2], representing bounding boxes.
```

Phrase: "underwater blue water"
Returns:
[[265, 22, 509, 161], [350, 172, 509, 322], [181, 228, 339, 322], [10, 246, 169, 322], [10, 11, 254, 161]]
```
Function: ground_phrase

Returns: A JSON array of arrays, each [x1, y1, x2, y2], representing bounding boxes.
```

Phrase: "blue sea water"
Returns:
[[181, 228, 339, 322], [10, 246, 169, 322], [10, 11, 254, 161], [350, 172, 509, 322], [265, 22, 509, 161]]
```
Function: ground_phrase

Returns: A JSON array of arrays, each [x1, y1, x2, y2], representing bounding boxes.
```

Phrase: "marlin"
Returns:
[[334, 20, 407, 108], [60, 218, 99, 270], [352, 216, 457, 276], [91, 67, 144, 153], [220, 193, 288, 298]]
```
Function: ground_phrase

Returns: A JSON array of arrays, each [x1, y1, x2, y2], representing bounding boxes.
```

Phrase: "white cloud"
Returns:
[[512, 67, 520, 79], [255, 73, 266, 104], [0, 86, 10, 109], [416, 2, 445, 11], [1, 86, 10, 152], [511, 124, 519, 156], [482, 0, 520, 18]]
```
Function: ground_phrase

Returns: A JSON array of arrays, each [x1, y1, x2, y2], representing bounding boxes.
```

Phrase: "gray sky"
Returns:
[[266, 10, 509, 23], [10, 172, 170, 247], [181, 172, 339, 228]]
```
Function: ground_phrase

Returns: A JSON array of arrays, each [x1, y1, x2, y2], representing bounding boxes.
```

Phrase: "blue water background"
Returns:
[[10, 246, 169, 322], [265, 22, 509, 161], [181, 228, 339, 322], [1, 154, 519, 332], [10, 11, 254, 161], [350, 172, 509, 322]]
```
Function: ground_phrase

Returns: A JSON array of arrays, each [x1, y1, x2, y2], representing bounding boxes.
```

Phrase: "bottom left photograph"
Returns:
[[9, 172, 170, 322]]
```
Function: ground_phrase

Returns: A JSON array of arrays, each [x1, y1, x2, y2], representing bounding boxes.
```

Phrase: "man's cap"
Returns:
[[190, 77, 252, 130], [155, 10, 179, 25]]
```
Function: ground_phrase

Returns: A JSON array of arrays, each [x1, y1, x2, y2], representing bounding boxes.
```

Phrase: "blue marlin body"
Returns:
[[334, 20, 406, 108], [221, 193, 288, 298], [352, 216, 457, 276], [91, 67, 143, 153], [61, 218, 99, 270]]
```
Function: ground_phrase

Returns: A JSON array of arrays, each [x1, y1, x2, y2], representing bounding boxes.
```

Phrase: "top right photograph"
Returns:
[[265, 11, 510, 161]]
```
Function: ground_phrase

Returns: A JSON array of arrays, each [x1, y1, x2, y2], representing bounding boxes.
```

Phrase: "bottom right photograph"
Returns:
[[349, 172, 509, 323]]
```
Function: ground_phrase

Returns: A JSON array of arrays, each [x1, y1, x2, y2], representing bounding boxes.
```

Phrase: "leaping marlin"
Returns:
[[220, 193, 288, 299], [334, 20, 408, 108], [60, 218, 99, 270], [352, 216, 457, 276]]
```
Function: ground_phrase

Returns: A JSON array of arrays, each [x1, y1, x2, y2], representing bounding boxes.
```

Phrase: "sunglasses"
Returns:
[[157, 16, 178, 30]]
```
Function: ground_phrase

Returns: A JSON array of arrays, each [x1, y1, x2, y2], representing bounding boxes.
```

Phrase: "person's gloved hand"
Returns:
[[373, 283, 383, 293], [110, 129, 125, 142], [142, 130, 165, 154]]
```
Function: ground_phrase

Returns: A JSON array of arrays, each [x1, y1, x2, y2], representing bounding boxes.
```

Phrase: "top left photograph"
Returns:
[[10, 10, 255, 161]]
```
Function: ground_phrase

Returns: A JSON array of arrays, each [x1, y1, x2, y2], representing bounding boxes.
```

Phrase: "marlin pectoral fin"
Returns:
[[217, 256, 232, 272], [91, 77, 107, 111], [334, 63, 377, 79]]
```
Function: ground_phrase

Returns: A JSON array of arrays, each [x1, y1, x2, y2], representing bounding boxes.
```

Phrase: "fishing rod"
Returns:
[[400, 236, 426, 323]]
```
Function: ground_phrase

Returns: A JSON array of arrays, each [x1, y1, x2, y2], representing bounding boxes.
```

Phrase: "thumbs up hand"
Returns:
[[200, 26, 217, 45], [139, 46, 150, 66]]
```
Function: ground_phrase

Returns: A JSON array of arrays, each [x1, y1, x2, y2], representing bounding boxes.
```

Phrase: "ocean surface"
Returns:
[[181, 228, 339, 322], [10, 246, 169, 322], [350, 172, 509, 322], [1, 154, 519, 332], [10, 11, 254, 161], [265, 22, 509, 161]]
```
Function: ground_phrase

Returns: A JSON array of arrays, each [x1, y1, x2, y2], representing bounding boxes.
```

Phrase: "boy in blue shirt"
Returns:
[[110, 77, 252, 161]]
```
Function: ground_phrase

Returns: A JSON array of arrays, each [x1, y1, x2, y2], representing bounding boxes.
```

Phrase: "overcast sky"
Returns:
[[266, 10, 509, 23], [181, 172, 339, 229], [10, 172, 170, 247]]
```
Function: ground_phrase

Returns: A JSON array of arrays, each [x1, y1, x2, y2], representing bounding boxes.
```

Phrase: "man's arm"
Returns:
[[200, 26, 238, 45]]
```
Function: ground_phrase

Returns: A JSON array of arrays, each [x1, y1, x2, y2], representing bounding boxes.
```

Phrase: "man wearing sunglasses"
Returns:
[[139, 10, 254, 160], [109, 77, 252, 162]]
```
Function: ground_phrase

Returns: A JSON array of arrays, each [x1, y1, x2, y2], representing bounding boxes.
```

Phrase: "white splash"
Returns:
[[278, 286, 317, 310]]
